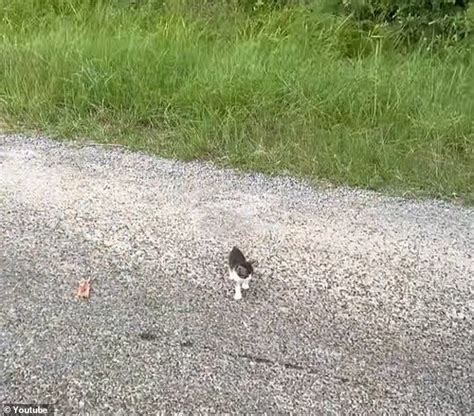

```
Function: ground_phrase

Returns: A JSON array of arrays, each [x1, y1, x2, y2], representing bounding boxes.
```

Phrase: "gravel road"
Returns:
[[1, 134, 473, 414]]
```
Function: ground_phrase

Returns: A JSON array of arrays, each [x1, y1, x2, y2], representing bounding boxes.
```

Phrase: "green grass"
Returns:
[[1, 0, 473, 203]]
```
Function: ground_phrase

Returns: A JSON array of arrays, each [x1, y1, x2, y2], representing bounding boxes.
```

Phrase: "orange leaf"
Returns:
[[76, 278, 91, 299]]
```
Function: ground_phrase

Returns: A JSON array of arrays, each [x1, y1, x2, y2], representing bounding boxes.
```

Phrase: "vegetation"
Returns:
[[1, 0, 473, 202]]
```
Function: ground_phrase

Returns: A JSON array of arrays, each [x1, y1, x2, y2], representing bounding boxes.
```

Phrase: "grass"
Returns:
[[1, 0, 473, 203]]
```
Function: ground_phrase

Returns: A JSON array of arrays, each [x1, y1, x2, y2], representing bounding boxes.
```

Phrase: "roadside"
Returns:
[[2, 1, 473, 203]]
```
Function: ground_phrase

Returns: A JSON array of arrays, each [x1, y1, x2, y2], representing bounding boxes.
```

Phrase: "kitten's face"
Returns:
[[236, 263, 253, 279]]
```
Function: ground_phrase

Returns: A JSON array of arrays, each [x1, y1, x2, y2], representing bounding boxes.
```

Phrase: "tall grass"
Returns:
[[1, 0, 473, 202]]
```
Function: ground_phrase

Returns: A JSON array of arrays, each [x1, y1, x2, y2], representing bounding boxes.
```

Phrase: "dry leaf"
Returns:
[[76, 278, 91, 299]]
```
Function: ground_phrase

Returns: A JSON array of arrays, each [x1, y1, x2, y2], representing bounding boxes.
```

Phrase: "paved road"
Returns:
[[1, 134, 473, 414]]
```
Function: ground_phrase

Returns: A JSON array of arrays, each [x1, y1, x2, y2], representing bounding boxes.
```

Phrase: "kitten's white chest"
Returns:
[[228, 267, 252, 300]]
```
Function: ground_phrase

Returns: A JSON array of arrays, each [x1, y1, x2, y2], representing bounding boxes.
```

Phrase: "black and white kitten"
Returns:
[[228, 246, 257, 300]]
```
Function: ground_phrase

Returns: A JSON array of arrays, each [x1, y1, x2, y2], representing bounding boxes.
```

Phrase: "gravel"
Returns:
[[1, 133, 473, 414]]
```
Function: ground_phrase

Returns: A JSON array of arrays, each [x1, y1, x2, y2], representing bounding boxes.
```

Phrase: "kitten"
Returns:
[[228, 246, 257, 300]]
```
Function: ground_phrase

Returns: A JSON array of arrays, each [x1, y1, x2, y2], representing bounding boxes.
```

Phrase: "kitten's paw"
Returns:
[[242, 281, 249, 290], [234, 293, 242, 300]]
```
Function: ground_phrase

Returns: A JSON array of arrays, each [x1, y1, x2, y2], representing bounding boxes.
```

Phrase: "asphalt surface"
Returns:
[[1, 134, 473, 415]]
